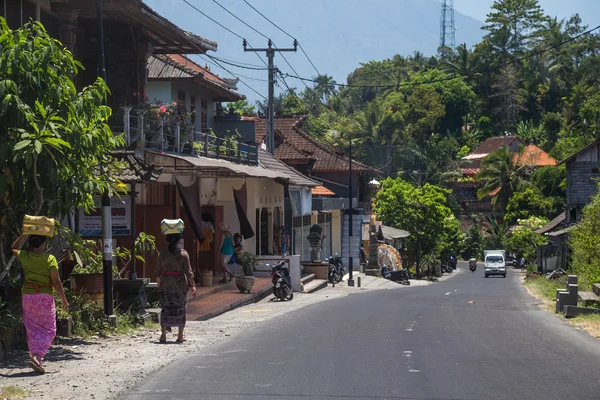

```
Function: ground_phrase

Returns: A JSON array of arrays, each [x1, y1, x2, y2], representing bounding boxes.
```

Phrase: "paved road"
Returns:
[[121, 263, 600, 400]]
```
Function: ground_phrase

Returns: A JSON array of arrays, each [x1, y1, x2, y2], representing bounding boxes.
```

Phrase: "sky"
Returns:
[[145, 0, 599, 104]]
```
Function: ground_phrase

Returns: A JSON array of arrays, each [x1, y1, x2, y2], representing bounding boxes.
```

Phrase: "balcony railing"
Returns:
[[113, 107, 259, 166]]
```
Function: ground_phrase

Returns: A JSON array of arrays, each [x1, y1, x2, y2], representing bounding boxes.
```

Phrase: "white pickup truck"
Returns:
[[484, 250, 506, 278]]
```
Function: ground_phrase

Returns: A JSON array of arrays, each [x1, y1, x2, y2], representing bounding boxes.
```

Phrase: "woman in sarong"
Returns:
[[155, 233, 196, 343], [12, 234, 69, 374]]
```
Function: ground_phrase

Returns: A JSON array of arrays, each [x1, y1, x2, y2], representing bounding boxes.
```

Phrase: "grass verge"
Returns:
[[523, 275, 600, 338], [0, 386, 27, 399]]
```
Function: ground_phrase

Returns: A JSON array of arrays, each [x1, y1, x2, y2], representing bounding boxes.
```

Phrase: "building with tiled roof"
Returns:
[[147, 54, 244, 135], [255, 115, 375, 174]]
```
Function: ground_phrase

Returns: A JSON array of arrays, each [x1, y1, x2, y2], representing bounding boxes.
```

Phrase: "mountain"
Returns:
[[145, 0, 484, 102]]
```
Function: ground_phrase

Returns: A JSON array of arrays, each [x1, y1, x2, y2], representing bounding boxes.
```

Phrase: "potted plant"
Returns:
[[200, 269, 214, 287], [236, 252, 257, 294]]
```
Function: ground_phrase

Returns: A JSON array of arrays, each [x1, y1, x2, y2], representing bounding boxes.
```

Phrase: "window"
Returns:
[[201, 99, 208, 132]]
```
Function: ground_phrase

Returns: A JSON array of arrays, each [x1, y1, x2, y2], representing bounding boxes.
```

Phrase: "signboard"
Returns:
[[78, 196, 132, 237]]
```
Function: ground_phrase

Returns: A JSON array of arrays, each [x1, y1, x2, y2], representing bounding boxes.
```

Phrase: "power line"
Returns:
[[181, 0, 269, 69], [211, 0, 269, 40], [182, 0, 243, 40], [206, 54, 267, 70], [242, 0, 321, 76], [281, 23, 600, 90], [206, 55, 266, 69]]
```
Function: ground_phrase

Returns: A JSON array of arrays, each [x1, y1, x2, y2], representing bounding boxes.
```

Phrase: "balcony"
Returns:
[[112, 108, 259, 166]]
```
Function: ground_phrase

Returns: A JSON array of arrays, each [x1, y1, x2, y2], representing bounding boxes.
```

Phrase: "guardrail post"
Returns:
[[175, 123, 181, 154], [158, 118, 164, 152], [137, 112, 145, 143], [204, 132, 209, 157], [122, 106, 132, 145]]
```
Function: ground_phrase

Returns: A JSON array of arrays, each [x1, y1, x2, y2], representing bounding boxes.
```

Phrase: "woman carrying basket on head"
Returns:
[[156, 219, 196, 343], [12, 228, 69, 374]]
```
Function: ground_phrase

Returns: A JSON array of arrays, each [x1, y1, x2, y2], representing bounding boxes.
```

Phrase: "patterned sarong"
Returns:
[[160, 292, 187, 327], [22, 293, 56, 360]]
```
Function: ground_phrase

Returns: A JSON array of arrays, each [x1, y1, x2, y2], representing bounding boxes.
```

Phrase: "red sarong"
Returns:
[[22, 293, 56, 360]]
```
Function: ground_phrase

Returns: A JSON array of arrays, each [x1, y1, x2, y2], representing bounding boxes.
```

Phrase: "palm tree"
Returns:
[[354, 100, 396, 146], [442, 43, 481, 84], [314, 74, 337, 101], [476, 145, 531, 209]]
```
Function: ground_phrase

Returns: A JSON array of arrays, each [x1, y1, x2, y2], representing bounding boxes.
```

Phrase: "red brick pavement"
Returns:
[[187, 277, 273, 321]]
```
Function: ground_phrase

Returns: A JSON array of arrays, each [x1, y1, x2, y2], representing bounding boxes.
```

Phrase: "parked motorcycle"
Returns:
[[380, 264, 411, 286], [328, 253, 344, 283], [270, 261, 293, 301], [446, 255, 458, 270], [469, 258, 477, 272], [441, 262, 453, 274]]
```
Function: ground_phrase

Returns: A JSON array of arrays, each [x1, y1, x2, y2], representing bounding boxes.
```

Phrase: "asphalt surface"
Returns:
[[121, 262, 600, 400]]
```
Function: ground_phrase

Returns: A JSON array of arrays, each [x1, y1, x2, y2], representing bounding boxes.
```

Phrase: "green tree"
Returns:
[[505, 216, 548, 264], [570, 183, 600, 289], [530, 164, 566, 205], [0, 20, 122, 237], [227, 99, 256, 116], [375, 178, 461, 272], [0, 19, 123, 273], [504, 187, 556, 225], [482, 0, 548, 56], [314, 74, 338, 101], [477, 145, 531, 208]]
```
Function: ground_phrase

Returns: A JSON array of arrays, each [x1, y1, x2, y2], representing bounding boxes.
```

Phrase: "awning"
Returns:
[[381, 225, 410, 240], [548, 225, 576, 237], [145, 151, 287, 181]]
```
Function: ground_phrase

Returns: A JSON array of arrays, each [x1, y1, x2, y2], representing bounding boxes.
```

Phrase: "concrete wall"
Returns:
[[215, 178, 284, 256], [566, 160, 600, 222], [147, 81, 172, 105]]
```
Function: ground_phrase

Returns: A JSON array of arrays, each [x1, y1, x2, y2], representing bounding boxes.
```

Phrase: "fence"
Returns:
[[112, 107, 259, 166]]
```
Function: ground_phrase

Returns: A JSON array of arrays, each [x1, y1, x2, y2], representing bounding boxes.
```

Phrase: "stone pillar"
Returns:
[[122, 106, 132, 144], [136, 42, 153, 99], [57, 10, 79, 54]]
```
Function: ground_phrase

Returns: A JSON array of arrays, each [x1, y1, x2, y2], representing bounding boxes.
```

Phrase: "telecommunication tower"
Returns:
[[440, 0, 456, 51]]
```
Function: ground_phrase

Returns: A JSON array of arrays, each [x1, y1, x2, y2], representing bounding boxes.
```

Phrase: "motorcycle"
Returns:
[[469, 258, 477, 272], [327, 253, 344, 283], [447, 255, 458, 270], [380, 264, 411, 286], [441, 262, 453, 274], [270, 261, 293, 301]]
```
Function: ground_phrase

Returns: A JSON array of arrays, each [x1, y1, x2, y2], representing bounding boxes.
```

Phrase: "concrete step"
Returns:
[[593, 283, 600, 297], [302, 278, 328, 294], [301, 273, 316, 286]]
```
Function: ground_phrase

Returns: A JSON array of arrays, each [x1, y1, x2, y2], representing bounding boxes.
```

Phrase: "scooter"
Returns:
[[327, 253, 344, 283], [380, 264, 411, 286], [469, 258, 477, 272], [270, 261, 293, 301]]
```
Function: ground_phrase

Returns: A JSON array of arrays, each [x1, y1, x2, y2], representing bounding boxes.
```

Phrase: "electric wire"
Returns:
[[281, 24, 600, 89], [242, 0, 321, 76]]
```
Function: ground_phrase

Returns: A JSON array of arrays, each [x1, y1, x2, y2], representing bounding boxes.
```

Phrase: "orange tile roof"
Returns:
[[514, 144, 558, 167], [256, 116, 378, 173], [312, 185, 336, 196]]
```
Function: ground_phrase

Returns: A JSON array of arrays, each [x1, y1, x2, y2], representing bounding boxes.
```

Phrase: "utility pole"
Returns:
[[243, 39, 297, 154], [347, 141, 354, 287], [97, 0, 114, 317]]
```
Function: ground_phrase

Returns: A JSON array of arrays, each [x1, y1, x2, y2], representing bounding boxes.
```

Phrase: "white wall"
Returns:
[[216, 178, 284, 256], [146, 81, 172, 105]]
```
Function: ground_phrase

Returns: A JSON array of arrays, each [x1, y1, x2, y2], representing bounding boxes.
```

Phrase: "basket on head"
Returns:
[[161, 219, 184, 235], [22, 215, 55, 238]]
